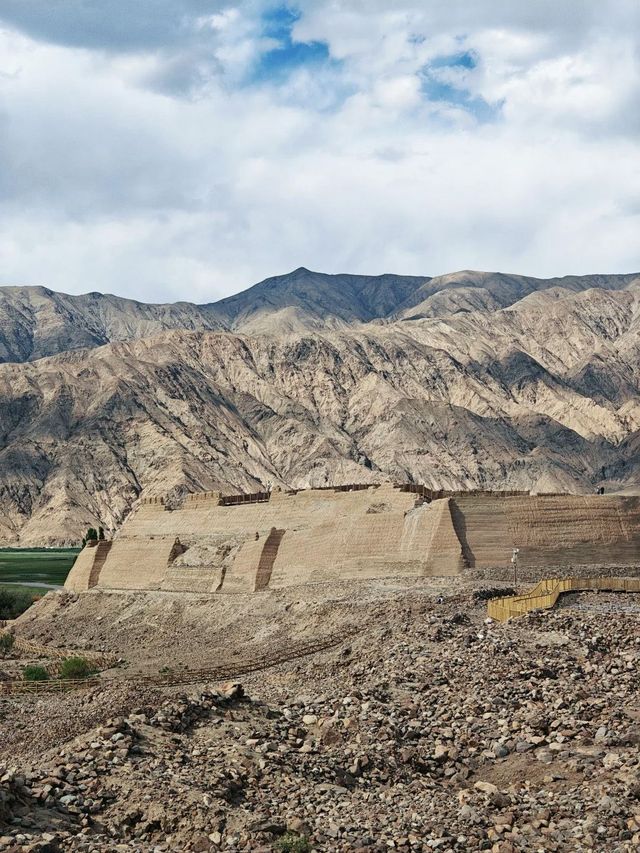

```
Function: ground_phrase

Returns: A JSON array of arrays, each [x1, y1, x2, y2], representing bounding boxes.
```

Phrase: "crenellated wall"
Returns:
[[64, 486, 640, 593]]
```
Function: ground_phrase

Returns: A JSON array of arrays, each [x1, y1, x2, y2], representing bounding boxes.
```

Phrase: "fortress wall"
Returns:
[[64, 546, 98, 592], [424, 499, 466, 576], [506, 495, 640, 567], [96, 537, 178, 590], [269, 512, 409, 586], [119, 503, 170, 537], [255, 528, 285, 590], [399, 504, 437, 560], [161, 565, 224, 593], [119, 485, 418, 542], [300, 556, 428, 585], [452, 494, 640, 568], [273, 506, 388, 585], [222, 536, 264, 593], [64, 541, 113, 591], [505, 495, 640, 545], [119, 503, 270, 540], [66, 487, 640, 594], [450, 497, 512, 568], [269, 498, 446, 586]]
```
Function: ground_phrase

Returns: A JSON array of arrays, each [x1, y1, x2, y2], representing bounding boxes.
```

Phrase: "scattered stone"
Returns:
[[2, 587, 639, 851]]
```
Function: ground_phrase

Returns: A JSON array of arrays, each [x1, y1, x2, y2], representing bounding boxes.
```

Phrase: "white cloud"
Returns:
[[0, 1, 638, 302]]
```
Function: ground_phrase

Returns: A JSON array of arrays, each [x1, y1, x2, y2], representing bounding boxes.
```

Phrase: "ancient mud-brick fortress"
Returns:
[[65, 484, 640, 594]]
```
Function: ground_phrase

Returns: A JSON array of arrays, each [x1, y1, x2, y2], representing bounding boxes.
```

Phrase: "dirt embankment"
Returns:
[[12, 577, 461, 671]]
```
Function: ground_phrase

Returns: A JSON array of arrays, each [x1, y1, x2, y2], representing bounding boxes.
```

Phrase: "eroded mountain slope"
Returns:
[[1, 281, 640, 544], [3, 269, 637, 363], [0, 286, 224, 363], [395, 270, 640, 320], [0, 269, 428, 363]]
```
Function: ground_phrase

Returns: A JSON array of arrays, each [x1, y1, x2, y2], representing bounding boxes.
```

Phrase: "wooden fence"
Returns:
[[0, 630, 117, 668], [0, 629, 356, 696], [220, 491, 271, 506], [487, 576, 640, 622], [397, 484, 531, 503]]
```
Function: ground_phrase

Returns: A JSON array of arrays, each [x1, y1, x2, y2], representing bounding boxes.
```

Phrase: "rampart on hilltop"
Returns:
[[64, 484, 640, 594]]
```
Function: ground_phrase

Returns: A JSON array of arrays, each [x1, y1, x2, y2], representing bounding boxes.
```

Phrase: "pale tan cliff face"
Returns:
[[0, 271, 639, 545]]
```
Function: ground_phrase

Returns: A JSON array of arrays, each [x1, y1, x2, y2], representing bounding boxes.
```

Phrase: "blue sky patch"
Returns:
[[252, 4, 332, 84], [430, 50, 478, 70], [420, 51, 501, 122], [262, 5, 301, 41], [420, 75, 501, 122]]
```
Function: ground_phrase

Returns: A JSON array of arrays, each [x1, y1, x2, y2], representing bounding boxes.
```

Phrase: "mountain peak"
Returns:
[[2, 269, 639, 362]]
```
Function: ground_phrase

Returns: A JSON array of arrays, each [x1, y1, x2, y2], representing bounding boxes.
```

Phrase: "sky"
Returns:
[[0, 1, 639, 303]]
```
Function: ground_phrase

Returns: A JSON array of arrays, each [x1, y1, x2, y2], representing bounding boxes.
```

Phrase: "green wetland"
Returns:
[[0, 548, 79, 594]]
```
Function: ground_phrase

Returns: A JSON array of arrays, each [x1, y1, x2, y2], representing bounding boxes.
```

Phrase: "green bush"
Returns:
[[473, 587, 516, 603], [0, 632, 15, 657], [274, 835, 311, 853], [0, 588, 34, 619], [23, 664, 49, 682], [59, 656, 96, 680]]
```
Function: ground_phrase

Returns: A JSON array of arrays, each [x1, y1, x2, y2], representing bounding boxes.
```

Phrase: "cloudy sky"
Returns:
[[0, 1, 639, 302]]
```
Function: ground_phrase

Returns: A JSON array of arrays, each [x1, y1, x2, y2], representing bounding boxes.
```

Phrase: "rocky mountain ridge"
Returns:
[[2, 269, 638, 363], [0, 269, 428, 363]]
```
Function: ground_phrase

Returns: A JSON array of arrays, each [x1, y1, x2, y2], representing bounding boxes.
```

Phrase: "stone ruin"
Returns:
[[65, 484, 640, 594]]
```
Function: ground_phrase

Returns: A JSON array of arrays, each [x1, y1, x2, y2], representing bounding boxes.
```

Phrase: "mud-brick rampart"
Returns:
[[65, 486, 640, 593]]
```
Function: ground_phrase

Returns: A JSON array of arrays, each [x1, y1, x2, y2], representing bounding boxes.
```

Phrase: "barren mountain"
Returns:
[[0, 269, 428, 363], [1, 270, 640, 544], [0, 286, 224, 363], [212, 267, 428, 333], [394, 270, 640, 320], [4, 268, 636, 365]]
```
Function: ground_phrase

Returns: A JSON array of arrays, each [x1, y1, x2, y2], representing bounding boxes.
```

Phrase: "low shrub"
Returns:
[[0, 588, 34, 619], [473, 587, 516, 603], [59, 656, 96, 680], [0, 632, 15, 657], [23, 664, 49, 682], [274, 834, 311, 853]]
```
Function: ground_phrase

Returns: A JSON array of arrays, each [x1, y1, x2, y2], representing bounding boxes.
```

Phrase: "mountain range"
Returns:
[[1, 267, 639, 545]]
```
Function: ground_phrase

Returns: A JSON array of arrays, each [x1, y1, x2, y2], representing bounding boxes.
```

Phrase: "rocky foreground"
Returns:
[[1, 590, 639, 852]]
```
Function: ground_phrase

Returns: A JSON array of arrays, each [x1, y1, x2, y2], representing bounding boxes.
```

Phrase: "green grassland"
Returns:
[[0, 548, 80, 589]]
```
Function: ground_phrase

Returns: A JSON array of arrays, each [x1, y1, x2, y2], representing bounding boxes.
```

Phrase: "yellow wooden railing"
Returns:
[[487, 576, 640, 622]]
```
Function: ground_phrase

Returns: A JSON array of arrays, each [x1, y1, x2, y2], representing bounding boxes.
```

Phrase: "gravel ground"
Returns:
[[1, 582, 639, 852]]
